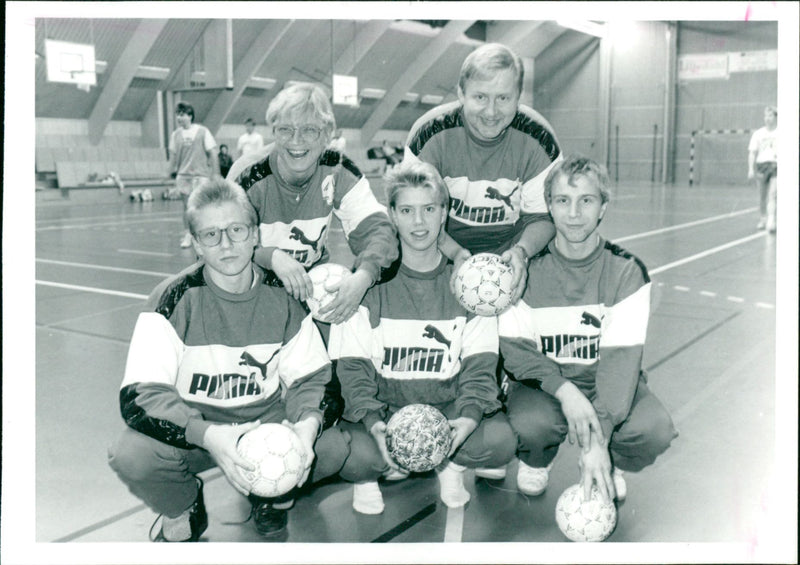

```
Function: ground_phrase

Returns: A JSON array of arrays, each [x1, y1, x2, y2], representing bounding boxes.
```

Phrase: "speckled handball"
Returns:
[[555, 483, 617, 542], [453, 253, 514, 316], [385, 404, 452, 472]]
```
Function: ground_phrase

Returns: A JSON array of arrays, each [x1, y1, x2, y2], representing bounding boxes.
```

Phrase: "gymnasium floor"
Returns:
[[27, 178, 796, 562]]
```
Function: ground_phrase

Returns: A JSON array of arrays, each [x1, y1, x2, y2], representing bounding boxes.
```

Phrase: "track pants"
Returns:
[[336, 406, 517, 483], [108, 421, 349, 518], [507, 375, 677, 472]]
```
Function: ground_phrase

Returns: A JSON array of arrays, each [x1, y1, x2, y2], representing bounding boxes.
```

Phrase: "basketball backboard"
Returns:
[[44, 39, 97, 86]]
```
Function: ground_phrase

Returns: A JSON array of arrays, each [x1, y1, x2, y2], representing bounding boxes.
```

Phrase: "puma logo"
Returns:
[[485, 185, 519, 209], [239, 349, 280, 379], [580, 312, 602, 328], [289, 225, 327, 252], [422, 324, 451, 348]]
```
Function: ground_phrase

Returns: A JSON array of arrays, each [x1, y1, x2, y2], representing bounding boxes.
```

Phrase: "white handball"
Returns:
[[453, 253, 514, 316], [236, 423, 308, 498], [555, 483, 617, 542], [306, 263, 351, 322]]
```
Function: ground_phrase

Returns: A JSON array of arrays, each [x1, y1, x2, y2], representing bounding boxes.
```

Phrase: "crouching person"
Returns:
[[328, 161, 516, 514], [108, 178, 349, 541], [498, 155, 677, 503]]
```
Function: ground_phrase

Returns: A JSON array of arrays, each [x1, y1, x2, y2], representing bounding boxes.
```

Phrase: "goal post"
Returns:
[[688, 128, 752, 187]]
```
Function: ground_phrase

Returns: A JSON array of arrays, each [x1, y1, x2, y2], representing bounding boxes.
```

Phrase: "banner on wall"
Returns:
[[728, 50, 778, 73], [678, 53, 729, 81]]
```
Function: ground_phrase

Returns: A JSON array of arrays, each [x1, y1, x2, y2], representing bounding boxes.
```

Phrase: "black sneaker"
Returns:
[[150, 477, 208, 542], [249, 495, 289, 540]]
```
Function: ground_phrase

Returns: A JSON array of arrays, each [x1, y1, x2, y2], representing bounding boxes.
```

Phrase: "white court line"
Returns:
[[443, 505, 464, 542], [118, 248, 174, 257], [36, 216, 179, 231], [36, 210, 176, 227], [650, 232, 766, 275], [613, 207, 756, 243], [36, 258, 172, 277], [36, 280, 148, 300]]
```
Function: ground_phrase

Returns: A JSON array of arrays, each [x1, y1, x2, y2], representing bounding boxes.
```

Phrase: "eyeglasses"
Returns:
[[193, 223, 253, 247], [273, 125, 324, 143]]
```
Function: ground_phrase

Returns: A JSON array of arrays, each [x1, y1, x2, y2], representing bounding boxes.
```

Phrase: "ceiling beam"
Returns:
[[487, 20, 547, 53], [87, 19, 168, 145], [525, 24, 569, 58], [333, 20, 393, 74], [360, 20, 475, 146], [204, 20, 295, 135]]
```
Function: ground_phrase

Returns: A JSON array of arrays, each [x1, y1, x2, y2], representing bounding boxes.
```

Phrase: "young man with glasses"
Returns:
[[108, 178, 351, 542]]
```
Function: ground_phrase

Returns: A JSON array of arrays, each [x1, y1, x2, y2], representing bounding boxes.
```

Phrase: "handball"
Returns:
[[236, 423, 308, 497], [453, 253, 514, 316], [385, 404, 452, 473], [555, 483, 617, 542], [306, 263, 351, 322]]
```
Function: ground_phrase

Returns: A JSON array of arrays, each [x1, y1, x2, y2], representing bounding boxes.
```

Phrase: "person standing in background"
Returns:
[[237, 118, 265, 159], [748, 105, 778, 233], [168, 102, 219, 248], [218, 144, 233, 178]]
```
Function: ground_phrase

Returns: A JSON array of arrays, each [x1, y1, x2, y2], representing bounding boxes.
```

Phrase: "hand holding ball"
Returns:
[[306, 263, 351, 322], [236, 423, 308, 497]]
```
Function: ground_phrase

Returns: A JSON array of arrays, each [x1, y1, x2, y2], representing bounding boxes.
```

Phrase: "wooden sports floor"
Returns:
[[28, 177, 796, 561]]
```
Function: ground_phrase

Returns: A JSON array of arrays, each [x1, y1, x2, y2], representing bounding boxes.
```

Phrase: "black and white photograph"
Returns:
[[2, 1, 798, 564]]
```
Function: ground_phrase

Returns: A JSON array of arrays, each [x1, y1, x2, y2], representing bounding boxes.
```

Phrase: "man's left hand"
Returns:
[[501, 245, 528, 303], [447, 417, 478, 457]]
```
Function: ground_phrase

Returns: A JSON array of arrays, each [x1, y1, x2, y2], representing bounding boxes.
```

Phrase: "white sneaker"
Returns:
[[516, 460, 554, 496], [613, 468, 627, 502], [180, 232, 193, 248], [436, 461, 470, 508], [352, 481, 384, 515], [474, 466, 507, 480]]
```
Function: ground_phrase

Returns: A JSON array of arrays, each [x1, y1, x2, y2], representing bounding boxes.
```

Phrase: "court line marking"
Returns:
[[37, 258, 172, 277], [646, 311, 741, 372], [36, 323, 133, 345], [613, 207, 756, 243], [39, 300, 143, 330], [36, 210, 177, 227], [671, 330, 768, 426], [50, 468, 224, 542], [118, 248, 174, 257], [371, 502, 437, 542], [650, 232, 766, 275], [36, 280, 148, 300], [443, 505, 464, 542], [36, 216, 180, 232]]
